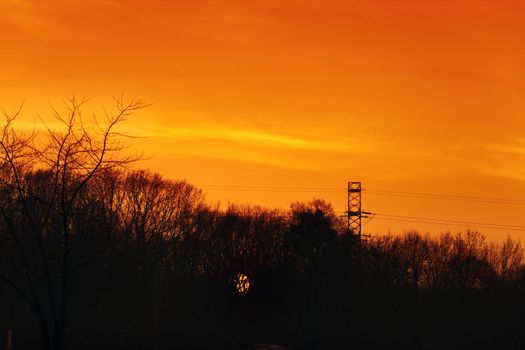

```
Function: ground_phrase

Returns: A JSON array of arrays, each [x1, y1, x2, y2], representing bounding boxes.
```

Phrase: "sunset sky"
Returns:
[[1, 0, 524, 239]]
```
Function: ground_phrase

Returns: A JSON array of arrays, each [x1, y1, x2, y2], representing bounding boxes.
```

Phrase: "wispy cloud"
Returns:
[[0, 0, 116, 37], [479, 137, 525, 156], [0, 0, 66, 37], [479, 139, 525, 182], [9, 117, 388, 171], [130, 123, 388, 155], [149, 126, 343, 150], [481, 140, 525, 156]]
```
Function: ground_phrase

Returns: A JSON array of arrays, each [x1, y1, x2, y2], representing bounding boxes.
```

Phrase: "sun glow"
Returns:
[[235, 273, 250, 295]]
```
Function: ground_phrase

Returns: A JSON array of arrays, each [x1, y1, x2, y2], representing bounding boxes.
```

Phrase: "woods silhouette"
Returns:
[[1, 100, 525, 349]]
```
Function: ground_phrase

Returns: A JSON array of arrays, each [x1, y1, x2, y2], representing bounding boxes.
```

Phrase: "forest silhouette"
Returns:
[[1, 99, 525, 350]]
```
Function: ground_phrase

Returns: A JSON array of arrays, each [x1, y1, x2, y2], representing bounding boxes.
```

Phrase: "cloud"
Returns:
[[9, 115, 388, 171], [480, 139, 525, 157], [479, 139, 525, 182], [0, 0, 116, 37], [129, 123, 389, 155], [0, 0, 61, 37], [150, 126, 342, 150]]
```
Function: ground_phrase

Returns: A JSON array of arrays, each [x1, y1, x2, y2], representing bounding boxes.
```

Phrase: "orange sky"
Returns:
[[1, 0, 525, 239]]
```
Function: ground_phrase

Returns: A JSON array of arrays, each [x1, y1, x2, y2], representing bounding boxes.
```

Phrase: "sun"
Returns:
[[235, 273, 250, 295]]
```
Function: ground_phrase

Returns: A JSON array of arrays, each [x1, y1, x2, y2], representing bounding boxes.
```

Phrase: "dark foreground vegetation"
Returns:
[[1, 99, 525, 349]]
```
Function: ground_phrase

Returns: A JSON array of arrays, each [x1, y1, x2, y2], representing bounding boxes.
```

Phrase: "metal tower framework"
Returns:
[[347, 181, 362, 236]]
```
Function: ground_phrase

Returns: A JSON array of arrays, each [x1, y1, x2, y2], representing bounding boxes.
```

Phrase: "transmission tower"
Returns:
[[347, 181, 362, 236]]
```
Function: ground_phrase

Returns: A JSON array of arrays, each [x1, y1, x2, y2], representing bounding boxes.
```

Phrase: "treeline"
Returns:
[[1, 169, 525, 349], [1, 99, 525, 350]]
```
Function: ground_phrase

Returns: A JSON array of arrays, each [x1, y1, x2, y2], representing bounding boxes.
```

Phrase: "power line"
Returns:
[[198, 183, 525, 232], [372, 216, 525, 232], [371, 213, 525, 232], [197, 184, 344, 193], [374, 213, 525, 229], [197, 184, 525, 205], [364, 189, 525, 205], [336, 210, 525, 231]]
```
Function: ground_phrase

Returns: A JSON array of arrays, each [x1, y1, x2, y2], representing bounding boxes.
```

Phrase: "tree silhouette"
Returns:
[[0, 96, 146, 350], [1, 100, 525, 349]]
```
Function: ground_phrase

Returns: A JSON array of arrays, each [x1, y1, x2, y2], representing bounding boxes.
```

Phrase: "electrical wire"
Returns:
[[338, 211, 525, 232], [197, 183, 525, 232], [371, 216, 525, 232], [197, 184, 343, 193], [364, 189, 525, 205], [373, 213, 525, 229], [197, 184, 525, 205]]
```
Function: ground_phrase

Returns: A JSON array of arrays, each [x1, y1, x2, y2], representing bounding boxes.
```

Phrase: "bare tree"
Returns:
[[0, 96, 146, 350]]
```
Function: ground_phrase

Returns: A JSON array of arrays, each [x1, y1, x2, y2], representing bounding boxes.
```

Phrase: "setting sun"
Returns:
[[235, 273, 251, 295]]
